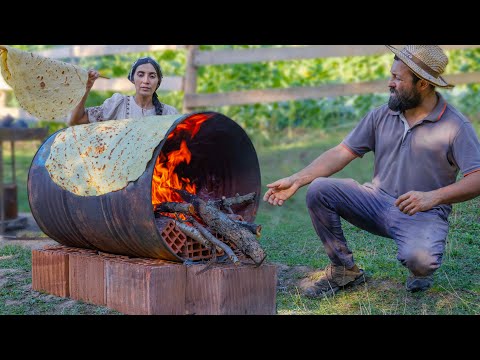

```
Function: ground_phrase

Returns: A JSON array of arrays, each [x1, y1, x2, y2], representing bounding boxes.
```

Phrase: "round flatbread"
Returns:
[[45, 115, 180, 196], [0, 45, 88, 121]]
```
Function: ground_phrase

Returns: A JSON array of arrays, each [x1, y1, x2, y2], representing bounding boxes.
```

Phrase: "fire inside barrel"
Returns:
[[28, 112, 264, 264]]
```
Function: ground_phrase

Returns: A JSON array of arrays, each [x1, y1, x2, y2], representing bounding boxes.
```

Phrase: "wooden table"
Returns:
[[0, 127, 48, 234]]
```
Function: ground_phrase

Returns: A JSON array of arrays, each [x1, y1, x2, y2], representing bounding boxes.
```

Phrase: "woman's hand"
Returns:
[[86, 69, 100, 91], [263, 176, 299, 206]]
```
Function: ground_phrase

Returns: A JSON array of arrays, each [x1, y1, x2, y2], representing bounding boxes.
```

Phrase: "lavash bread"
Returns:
[[0, 45, 88, 121], [45, 115, 179, 196]]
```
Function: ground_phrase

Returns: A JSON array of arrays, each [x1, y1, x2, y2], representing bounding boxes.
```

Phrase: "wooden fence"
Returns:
[[1, 45, 480, 118]]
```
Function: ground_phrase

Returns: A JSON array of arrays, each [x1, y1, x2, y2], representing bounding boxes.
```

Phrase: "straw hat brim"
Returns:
[[386, 45, 454, 89]]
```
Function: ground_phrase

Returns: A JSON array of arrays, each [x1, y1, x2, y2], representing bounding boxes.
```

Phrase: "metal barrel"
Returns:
[[28, 111, 261, 261]]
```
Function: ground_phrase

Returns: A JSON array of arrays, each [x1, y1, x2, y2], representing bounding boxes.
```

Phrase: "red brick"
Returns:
[[105, 258, 186, 315], [185, 262, 277, 315], [69, 253, 106, 306], [31, 249, 70, 297]]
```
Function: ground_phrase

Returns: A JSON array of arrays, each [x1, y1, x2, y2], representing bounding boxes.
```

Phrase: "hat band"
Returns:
[[400, 48, 440, 79]]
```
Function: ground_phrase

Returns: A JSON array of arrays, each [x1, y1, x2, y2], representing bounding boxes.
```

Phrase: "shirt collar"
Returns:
[[387, 92, 448, 122]]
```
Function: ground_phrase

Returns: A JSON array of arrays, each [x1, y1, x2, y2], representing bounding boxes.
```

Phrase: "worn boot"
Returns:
[[303, 263, 366, 299], [406, 274, 433, 292]]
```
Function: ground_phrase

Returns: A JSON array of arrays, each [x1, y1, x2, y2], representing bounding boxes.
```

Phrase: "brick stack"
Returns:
[[31, 246, 277, 315]]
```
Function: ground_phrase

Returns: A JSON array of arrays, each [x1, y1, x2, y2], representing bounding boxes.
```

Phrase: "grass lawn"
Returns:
[[1, 125, 479, 315]]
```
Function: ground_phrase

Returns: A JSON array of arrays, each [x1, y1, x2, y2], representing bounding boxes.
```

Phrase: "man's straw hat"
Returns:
[[385, 45, 454, 89]]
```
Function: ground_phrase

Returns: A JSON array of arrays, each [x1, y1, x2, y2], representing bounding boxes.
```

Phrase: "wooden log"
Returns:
[[177, 190, 266, 265], [226, 214, 244, 222], [190, 219, 240, 266], [154, 202, 195, 216], [213, 192, 256, 209], [235, 221, 262, 238], [174, 221, 210, 248]]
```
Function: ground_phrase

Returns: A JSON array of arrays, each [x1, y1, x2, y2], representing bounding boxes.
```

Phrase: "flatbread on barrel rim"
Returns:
[[45, 115, 180, 196], [0, 45, 88, 121]]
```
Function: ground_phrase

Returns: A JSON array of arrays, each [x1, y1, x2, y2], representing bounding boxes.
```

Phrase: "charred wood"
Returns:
[[174, 221, 210, 248], [190, 218, 240, 266], [154, 202, 195, 216], [235, 221, 262, 238], [177, 190, 266, 265], [212, 192, 256, 210], [226, 214, 244, 222]]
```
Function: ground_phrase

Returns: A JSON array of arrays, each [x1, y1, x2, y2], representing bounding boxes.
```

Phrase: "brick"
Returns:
[[31, 248, 70, 297], [69, 253, 106, 306], [105, 258, 186, 315], [185, 262, 277, 315], [155, 217, 187, 256]]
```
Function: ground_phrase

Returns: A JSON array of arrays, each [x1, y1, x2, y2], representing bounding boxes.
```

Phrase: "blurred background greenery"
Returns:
[[8, 45, 480, 141]]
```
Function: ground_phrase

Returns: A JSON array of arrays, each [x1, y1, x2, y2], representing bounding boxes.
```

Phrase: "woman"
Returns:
[[69, 57, 178, 125]]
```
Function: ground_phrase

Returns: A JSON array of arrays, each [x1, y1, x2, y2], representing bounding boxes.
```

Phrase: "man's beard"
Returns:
[[388, 87, 421, 112]]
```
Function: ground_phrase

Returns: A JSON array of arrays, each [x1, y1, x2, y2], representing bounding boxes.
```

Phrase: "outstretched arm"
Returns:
[[263, 144, 358, 206], [396, 171, 480, 215], [69, 69, 99, 126]]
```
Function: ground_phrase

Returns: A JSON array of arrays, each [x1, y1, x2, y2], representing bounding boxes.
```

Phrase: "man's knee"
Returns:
[[398, 248, 442, 276], [306, 178, 336, 210]]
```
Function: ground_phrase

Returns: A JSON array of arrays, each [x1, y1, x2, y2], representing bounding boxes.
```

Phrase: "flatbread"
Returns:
[[0, 45, 88, 121], [45, 115, 180, 196]]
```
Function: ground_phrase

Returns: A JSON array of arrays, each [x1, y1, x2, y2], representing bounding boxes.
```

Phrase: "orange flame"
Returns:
[[152, 140, 195, 205], [152, 114, 213, 208], [167, 113, 211, 140]]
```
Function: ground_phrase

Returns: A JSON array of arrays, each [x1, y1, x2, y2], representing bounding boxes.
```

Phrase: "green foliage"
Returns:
[[35, 120, 67, 136], [7, 45, 480, 139]]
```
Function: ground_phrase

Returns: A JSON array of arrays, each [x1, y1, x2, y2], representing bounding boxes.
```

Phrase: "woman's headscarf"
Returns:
[[128, 57, 164, 115]]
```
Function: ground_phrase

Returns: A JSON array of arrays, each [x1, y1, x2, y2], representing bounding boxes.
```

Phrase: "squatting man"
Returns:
[[263, 45, 480, 297]]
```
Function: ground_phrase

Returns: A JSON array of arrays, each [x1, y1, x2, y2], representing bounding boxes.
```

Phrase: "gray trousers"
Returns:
[[306, 178, 450, 276]]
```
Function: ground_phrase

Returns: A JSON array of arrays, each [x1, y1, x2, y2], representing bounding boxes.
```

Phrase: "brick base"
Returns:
[[31, 247, 277, 315], [69, 252, 106, 306], [185, 263, 277, 315], [32, 248, 70, 297], [105, 257, 186, 315]]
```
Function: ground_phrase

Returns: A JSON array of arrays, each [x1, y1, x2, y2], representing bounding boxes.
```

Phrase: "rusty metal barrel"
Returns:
[[28, 112, 261, 261]]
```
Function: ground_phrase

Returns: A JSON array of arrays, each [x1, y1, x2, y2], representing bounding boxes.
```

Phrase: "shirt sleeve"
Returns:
[[85, 93, 125, 123], [451, 122, 480, 176], [341, 110, 376, 158]]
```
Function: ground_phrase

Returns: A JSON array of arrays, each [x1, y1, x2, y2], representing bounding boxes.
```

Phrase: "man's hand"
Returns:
[[86, 69, 100, 91], [395, 191, 439, 216], [263, 177, 299, 206]]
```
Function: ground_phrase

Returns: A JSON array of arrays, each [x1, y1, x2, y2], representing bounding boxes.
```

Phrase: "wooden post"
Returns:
[[182, 45, 199, 114], [10, 140, 15, 184]]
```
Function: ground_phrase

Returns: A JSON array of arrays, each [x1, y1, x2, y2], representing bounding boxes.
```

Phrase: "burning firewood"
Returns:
[[174, 221, 210, 248], [154, 202, 195, 216], [174, 219, 238, 264], [176, 190, 266, 265], [189, 218, 240, 266], [213, 192, 256, 209]]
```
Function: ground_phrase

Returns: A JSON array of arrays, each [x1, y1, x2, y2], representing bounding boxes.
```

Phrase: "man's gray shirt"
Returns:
[[342, 92, 480, 214]]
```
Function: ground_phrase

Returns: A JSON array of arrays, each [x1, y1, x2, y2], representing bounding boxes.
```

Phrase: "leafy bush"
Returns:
[[9, 45, 480, 139]]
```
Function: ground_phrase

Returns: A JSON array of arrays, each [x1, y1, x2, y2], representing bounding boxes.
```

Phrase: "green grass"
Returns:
[[1, 125, 480, 315], [0, 245, 119, 315], [254, 127, 480, 315]]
